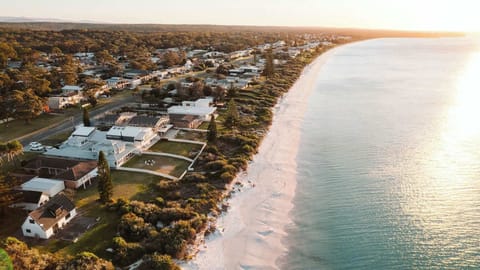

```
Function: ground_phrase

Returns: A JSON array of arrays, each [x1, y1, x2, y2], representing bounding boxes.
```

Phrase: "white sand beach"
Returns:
[[182, 47, 340, 270]]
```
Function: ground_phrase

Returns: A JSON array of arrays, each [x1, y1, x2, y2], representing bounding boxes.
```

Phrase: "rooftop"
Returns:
[[29, 194, 75, 230]]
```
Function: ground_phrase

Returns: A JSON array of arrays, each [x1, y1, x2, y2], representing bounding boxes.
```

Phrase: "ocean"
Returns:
[[282, 37, 480, 269]]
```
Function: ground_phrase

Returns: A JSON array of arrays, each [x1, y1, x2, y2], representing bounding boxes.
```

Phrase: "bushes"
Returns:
[[138, 253, 180, 270], [112, 237, 145, 266], [118, 212, 153, 242]]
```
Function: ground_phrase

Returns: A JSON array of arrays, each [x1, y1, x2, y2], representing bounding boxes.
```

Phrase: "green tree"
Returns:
[[97, 151, 113, 203], [82, 108, 91, 127], [224, 99, 240, 129], [207, 115, 217, 144]]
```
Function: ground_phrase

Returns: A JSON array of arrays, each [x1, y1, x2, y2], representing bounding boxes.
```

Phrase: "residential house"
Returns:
[[167, 98, 216, 121], [21, 194, 77, 239], [21, 177, 65, 197], [23, 156, 97, 189], [47, 92, 83, 110], [169, 114, 203, 129], [106, 77, 130, 89], [14, 191, 50, 211]]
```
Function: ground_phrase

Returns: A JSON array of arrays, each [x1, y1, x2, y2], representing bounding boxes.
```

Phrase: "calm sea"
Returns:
[[283, 37, 480, 269]]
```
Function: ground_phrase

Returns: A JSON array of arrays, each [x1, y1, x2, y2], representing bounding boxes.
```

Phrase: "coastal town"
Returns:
[[0, 24, 350, 269]]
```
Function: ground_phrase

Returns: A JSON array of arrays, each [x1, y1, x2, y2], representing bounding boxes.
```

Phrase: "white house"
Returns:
[[61, 85, 84, 95], [106, 77, 130, 89], [47, 93, 83, 110], [167, 98, 216, 121], [13, 191, 50, 211], [21, 177, 65, 197], [45, 125, 158, 168], [106, 126, 157, 149], [21, 194, 77, 239]]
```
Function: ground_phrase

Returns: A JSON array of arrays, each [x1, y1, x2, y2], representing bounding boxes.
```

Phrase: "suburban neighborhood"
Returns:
[[0, 25, 349, 269]]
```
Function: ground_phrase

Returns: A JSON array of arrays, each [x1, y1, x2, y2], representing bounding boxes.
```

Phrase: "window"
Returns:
[[66, 213, 71, 219], [26, 229, 31, 233], [29, 219, 35, 224]]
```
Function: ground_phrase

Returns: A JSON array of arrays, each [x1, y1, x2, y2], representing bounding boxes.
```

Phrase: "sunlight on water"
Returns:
[[406, 48, 480, 266]]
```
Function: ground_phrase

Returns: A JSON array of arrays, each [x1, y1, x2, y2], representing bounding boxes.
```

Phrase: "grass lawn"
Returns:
[[0, 114, 66, 142], [175, 130, 207, 142], [75, 171, 163, 208], [55, 204, 119, 260], [148, 141, 202, 158], [38, 171, 166, 257], [123, 154, 190, 178]]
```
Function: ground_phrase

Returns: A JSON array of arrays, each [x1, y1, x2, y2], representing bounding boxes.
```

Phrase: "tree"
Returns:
[[5, 141, 23, 164], [224, 99, 240, 129], [0, 174, 22, 216], [263, 48, 275, 78], [83, 108, 91, 127], [97, 151, 113, 203], [11, 89, 45, 123], [207, 115, 217, 144]]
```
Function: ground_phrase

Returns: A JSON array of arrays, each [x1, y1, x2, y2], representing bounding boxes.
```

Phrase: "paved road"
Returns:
[[20, 94, 136, 146]]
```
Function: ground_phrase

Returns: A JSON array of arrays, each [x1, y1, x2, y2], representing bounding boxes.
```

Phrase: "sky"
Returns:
[[1, 0, 479, 32]]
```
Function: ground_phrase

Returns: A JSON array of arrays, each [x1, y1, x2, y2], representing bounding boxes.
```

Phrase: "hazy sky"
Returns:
[[1, 0, 479, 32]]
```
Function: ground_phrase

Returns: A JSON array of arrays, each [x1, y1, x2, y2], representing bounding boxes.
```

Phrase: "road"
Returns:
[[20, 93, 136, 146]]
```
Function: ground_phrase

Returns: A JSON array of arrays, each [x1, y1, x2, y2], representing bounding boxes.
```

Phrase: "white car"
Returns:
[[30, 145, 45, 151], [29, 142, 42, 148]]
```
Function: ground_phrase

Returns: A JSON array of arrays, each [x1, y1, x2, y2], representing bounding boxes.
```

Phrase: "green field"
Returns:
[[148, 140, 203, 158], [123, 154, 190, 178]]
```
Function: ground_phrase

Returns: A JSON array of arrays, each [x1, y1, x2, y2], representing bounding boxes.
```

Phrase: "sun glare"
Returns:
[[447, 52, 480, 137]]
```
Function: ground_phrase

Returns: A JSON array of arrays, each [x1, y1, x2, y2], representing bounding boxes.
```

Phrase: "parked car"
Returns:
[[29, 142, 42, 148], [30, 145, 45, 151]]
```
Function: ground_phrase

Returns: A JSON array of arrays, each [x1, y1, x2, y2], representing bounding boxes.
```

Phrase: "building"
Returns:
[[167, 98, 216, 121], [61, 85, 84, 95], [106, 77, 130, 89], [45, 125, 157, 168], [21, 177, 65, 197], [169, 114, 203, 129], [47, 92, 83, 110], [21, 194, 77, 239], [106, 126, 157, 148], [23, 156, 98, 189], [14, 191, 50, 211]]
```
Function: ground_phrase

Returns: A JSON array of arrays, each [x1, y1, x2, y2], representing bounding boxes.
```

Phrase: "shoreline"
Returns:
[[182, 45, 343, 270]]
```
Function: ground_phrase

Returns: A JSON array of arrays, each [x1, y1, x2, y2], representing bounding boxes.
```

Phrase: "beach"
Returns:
[[182, 46, 339, 270]]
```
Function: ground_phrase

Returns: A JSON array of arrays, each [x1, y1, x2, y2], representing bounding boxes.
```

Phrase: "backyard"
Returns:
[[148, 140, 203, 158], [122, 154, 190, 178]]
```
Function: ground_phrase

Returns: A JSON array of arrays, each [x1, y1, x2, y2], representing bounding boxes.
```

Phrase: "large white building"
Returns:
[[45, 125, 157, 168], [167, 98, 217, 121]]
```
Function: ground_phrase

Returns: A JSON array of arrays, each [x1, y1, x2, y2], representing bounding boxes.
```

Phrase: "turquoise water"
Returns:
[[283, 38, 480, 269]]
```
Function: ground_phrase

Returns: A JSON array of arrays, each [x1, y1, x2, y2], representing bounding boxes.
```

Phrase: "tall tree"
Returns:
[[224, 99, 240, 129], [263, 48, 275, 78], [97, 151, 113, 203], [207, 115, 217, 144], [83, 108, 91, 127]]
